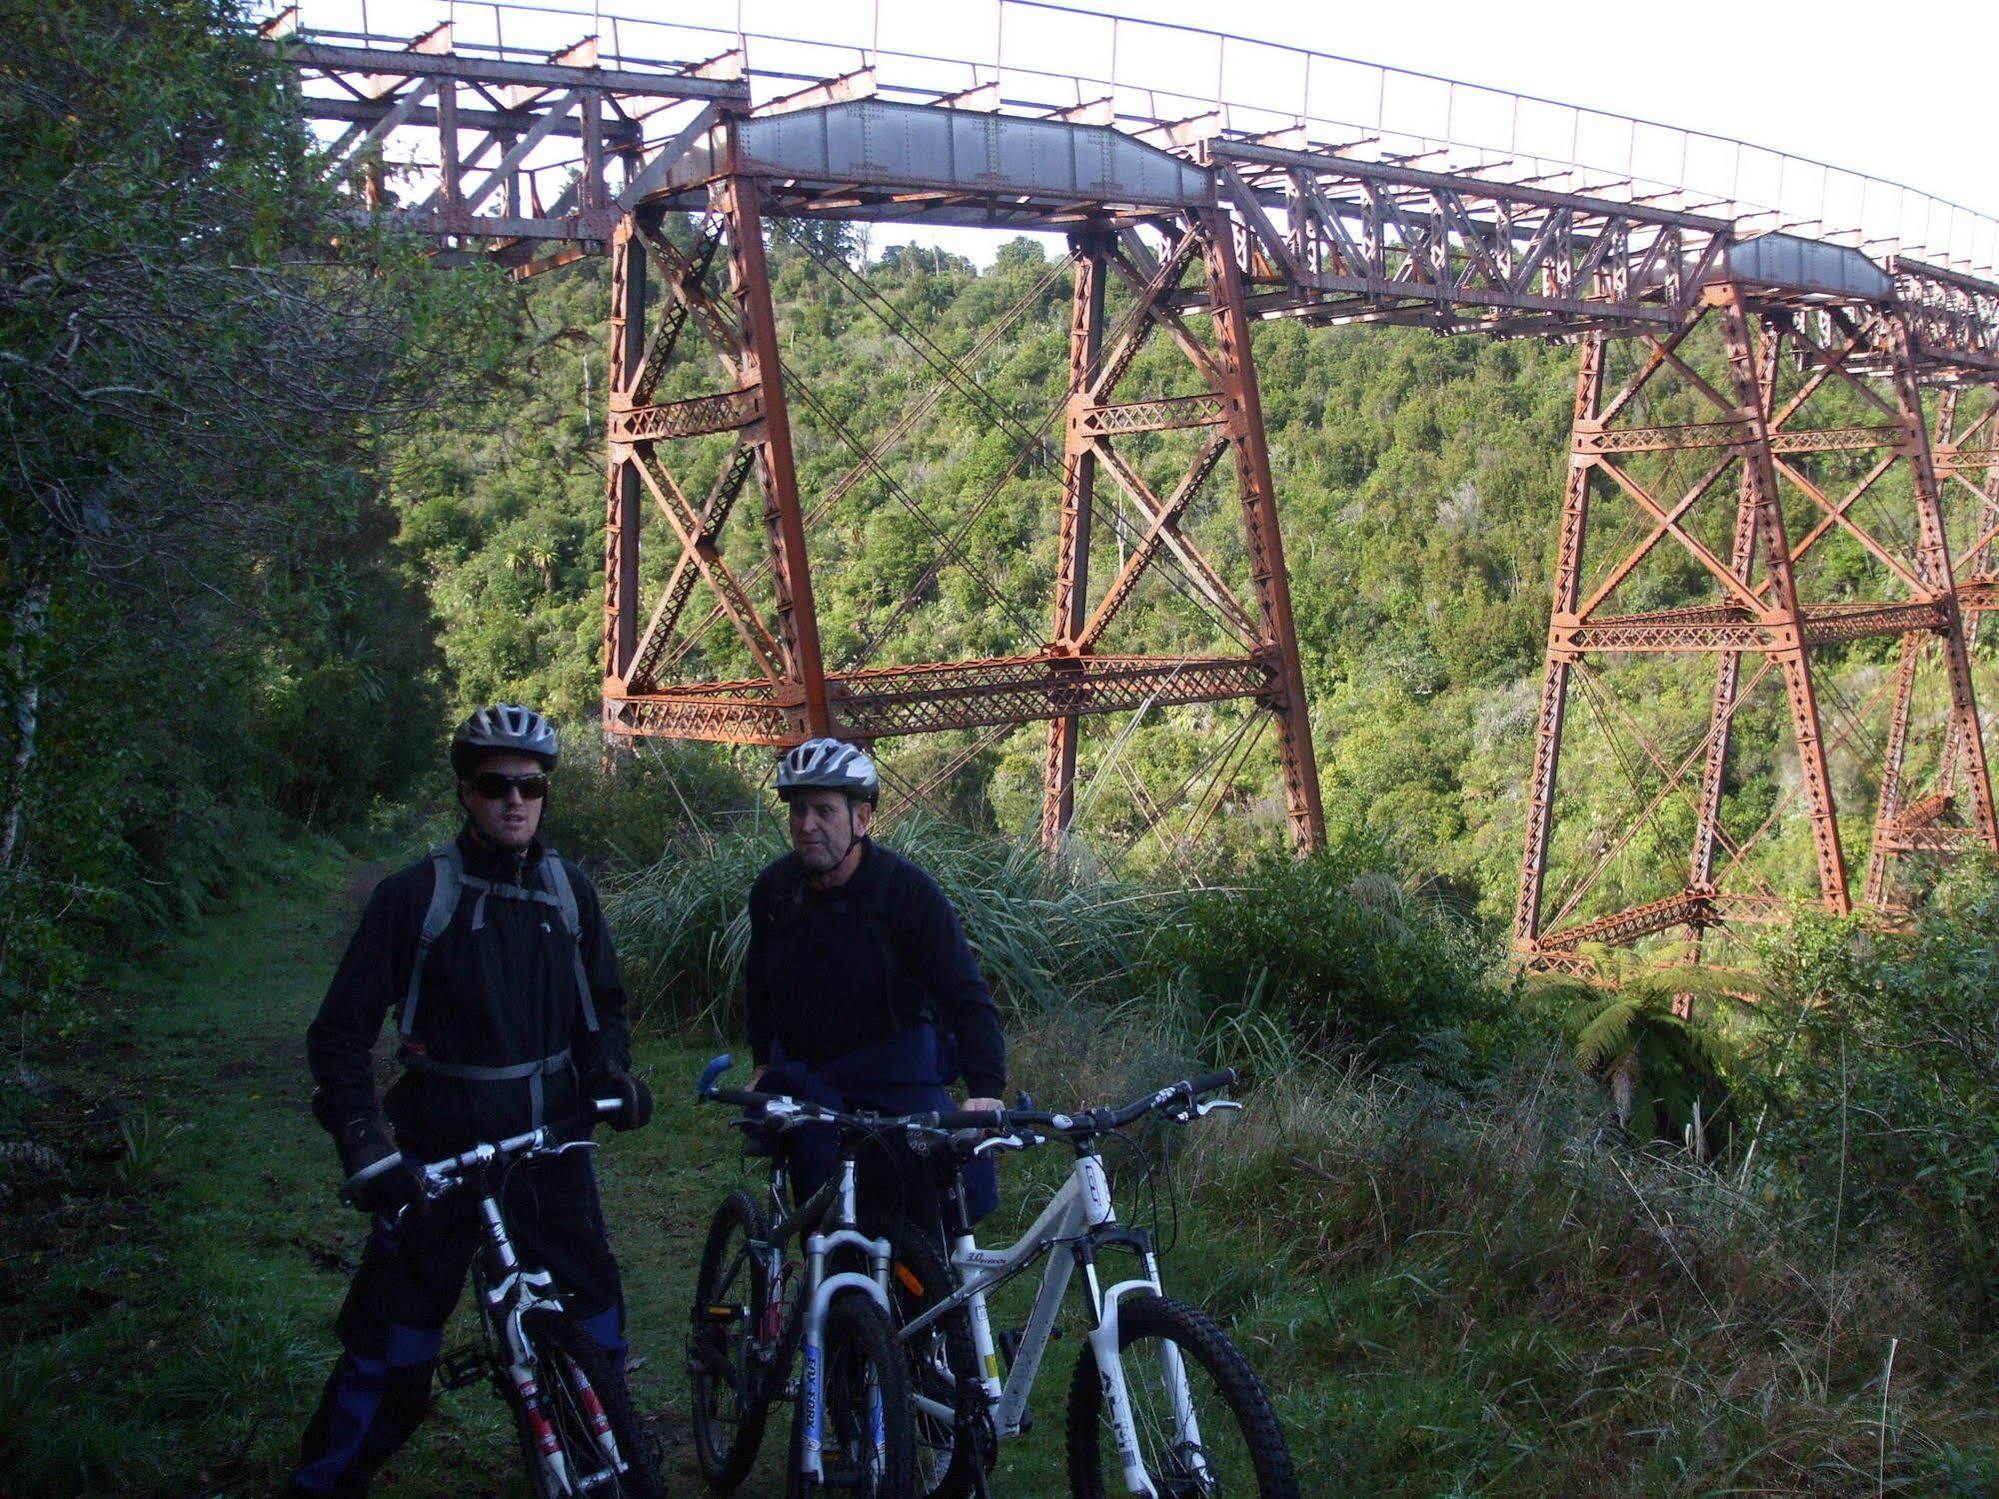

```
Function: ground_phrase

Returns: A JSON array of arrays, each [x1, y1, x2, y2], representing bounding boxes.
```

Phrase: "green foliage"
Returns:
[[1534, 954, 1759, 1148], [1144, 844, 1501, 1061], [1747, 867, 1999, 1320], [0, 0, 516, 1024], [607, 816, 1506, 1079]]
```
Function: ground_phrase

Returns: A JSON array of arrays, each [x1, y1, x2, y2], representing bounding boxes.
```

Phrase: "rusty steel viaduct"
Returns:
[[260, 0, 1999, 969]]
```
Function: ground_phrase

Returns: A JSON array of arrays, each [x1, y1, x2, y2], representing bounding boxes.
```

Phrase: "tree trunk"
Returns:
[[0, 580, 50, 871]]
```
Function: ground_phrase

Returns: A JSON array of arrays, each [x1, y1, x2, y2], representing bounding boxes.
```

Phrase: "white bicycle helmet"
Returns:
[[775, 737, 879, 804], [451, 704, 560, 777]]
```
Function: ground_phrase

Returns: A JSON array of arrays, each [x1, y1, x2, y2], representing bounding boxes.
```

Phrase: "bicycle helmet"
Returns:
[[451, 703, 560, 778], [775, 737, 879, 804]]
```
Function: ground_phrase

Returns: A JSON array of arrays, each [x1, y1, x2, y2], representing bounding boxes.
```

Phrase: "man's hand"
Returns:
[[589, 1066, 654, 1132], [334, 1116, 426, 1218], [961, 1097, 1004, 1115]]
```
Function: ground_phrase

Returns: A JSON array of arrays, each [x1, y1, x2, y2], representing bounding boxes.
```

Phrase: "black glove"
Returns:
[[589, 1066, 653, 1132], [333, 1114, 426, 1217]]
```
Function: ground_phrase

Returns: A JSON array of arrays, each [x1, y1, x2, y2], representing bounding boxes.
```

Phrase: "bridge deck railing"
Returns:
[[254, 0, 1999, 281]]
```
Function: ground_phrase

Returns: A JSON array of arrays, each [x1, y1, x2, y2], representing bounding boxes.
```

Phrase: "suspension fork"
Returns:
[[796, 1153, 894, 1483], [1072, 1151, 1207, 1497]]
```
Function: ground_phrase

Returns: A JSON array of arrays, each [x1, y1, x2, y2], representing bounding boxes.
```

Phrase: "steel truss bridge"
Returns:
[[260, 0, 1999, 967]]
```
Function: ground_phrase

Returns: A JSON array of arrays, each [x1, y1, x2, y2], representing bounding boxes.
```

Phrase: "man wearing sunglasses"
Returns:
[[287, 704, 653, 1498]]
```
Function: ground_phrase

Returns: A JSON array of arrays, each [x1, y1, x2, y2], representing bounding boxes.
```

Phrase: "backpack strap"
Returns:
[[400, 845, 463, 1039], [539, 850, 600, 1034]]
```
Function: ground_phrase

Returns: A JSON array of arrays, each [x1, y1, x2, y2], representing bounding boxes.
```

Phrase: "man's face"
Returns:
[[788, 789, 870, 874], [461, 751, 548, 851]]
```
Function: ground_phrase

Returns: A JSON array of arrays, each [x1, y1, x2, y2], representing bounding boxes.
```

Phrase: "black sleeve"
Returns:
[[305, 872, 419, 1133], [568, 864, 632, 1074], [897, 866, 1007, 1098], [745, 872, 773, 1068]]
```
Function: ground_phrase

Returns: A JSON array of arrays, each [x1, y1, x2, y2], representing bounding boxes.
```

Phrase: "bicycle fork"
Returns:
[[1073, 1158, 1211, 1499], [479, 1192, 624, 1491], [796, 1223, 895, 1484]]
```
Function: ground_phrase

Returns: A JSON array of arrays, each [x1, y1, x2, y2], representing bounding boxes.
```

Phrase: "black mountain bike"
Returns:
[[342, 1098, 666, 1499]]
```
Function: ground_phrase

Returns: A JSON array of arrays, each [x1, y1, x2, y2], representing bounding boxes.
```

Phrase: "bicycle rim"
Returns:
[[1066, 1295, 1297, 1499]]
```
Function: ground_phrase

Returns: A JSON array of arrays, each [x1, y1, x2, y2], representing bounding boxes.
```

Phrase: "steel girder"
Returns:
[[259, 12, 745, 267], [602, 150, 1324, 851], [1514, 283, 1999, 969]]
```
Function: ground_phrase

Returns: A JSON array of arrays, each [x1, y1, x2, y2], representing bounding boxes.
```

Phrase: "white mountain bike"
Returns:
[[341, 1097, 666, 1499], [878, 1069, 1298, 1498]]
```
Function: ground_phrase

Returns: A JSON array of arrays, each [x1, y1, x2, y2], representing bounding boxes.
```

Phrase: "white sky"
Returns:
[[851, 0, 1999, 266], [1080, 0, 1997, 215], [272, 0, 1999, 266]]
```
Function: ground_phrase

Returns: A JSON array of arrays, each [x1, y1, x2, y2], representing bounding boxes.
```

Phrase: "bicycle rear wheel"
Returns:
[[1064, 1293, 1296, 1498], [690, 1190, 775, 1490], [882, 1215, 986, 1499], [787, 1290, 916, 1498], [515, 1309, 667, 1499]]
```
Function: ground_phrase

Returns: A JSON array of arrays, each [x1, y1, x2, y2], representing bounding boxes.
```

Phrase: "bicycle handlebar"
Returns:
[[339, 1097, 622, 1206], [694, 1054, 1240, 1143]]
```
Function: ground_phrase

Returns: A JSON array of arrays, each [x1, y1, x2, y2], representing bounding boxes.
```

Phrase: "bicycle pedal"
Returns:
[[692, 1301, 749, 1325], [436, 1345, 488, 1392]]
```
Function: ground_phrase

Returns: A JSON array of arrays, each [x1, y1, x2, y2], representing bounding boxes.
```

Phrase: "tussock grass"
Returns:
[[1000, 1005, 1999, 1494]]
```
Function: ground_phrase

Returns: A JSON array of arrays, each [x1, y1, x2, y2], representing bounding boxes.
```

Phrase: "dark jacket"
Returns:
[[307, 832, 630, 1155], [744, 838, 1005, 1098]]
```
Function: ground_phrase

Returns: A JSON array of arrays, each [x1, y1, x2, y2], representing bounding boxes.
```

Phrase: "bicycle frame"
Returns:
[[898, 1143, 1210, 1498], [743, 1126, 896, 1485], [408, 1125, 630, 1495]]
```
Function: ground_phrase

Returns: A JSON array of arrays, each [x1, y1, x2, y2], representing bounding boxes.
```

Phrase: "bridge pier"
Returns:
[[1515, 278, 1999, 970]]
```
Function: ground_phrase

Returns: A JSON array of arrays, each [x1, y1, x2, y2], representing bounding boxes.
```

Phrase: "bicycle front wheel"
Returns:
[[1064, 1293, 1297, 1499], [787, 1290, 916, 1498], [516, 1309, 667, 1499], [690, 1190, 775, 1490]]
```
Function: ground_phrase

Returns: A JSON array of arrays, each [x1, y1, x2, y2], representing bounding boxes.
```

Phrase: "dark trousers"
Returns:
[[290, 1150, 625, 1495]]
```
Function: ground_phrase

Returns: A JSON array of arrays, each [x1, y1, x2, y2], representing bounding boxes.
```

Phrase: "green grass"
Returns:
[[7, 837, 1999, 1496]]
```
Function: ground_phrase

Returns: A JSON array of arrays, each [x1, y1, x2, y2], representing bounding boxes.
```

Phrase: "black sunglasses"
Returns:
[[468, 771, 550, 801]]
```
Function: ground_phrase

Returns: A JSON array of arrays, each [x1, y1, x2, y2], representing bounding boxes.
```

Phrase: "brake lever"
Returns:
[[1165, 1100, 1243, 1123], [973, 1131, 1044, 1157]]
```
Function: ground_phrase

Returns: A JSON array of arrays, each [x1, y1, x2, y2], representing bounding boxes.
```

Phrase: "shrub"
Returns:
[[1747, 867, 1999, 1323], [1138, 843, 1503, 1063]]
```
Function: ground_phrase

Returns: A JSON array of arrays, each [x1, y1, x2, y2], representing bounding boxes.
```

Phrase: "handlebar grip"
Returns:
[[1184, 1068, 1239, 1097], [697, 1053, 735, 1100], [931, 1108, 1006, 1131], [706, 1086, 771, 1110], [338, 1149, 407, 1206]]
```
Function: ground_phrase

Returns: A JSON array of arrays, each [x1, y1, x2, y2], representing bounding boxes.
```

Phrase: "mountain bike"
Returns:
[[687, 1055, 917, 1497], [884, 1071, 1300, 1499], [340, 1098, 666, 1499]]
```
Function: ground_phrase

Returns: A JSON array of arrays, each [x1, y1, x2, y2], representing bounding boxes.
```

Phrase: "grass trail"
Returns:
[[0, 840, 1099, 1496]]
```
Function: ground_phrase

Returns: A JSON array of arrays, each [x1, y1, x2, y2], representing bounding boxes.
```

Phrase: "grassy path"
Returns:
[[0, 839, 779, 1496], [0, 840, 1099, 1497]]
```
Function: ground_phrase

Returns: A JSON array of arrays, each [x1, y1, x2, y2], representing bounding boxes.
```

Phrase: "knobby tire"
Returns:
[[1064, 1293, 1297, 1499], [516, 1308, 667, 1499], [690, 1190, 775, 1490], [786, 1290, 916, 1499], [881, 1215, 987, 1499]]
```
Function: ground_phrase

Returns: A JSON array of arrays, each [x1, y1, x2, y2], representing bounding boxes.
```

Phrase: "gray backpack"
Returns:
[[395, 843, 599, 1124]]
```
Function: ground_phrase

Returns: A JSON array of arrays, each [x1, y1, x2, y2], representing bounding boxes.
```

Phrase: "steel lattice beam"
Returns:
[[1516, 283, 1999, 966]]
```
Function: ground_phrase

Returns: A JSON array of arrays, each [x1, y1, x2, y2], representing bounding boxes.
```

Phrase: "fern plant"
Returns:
[[1536, 952, 1761, 1153]]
